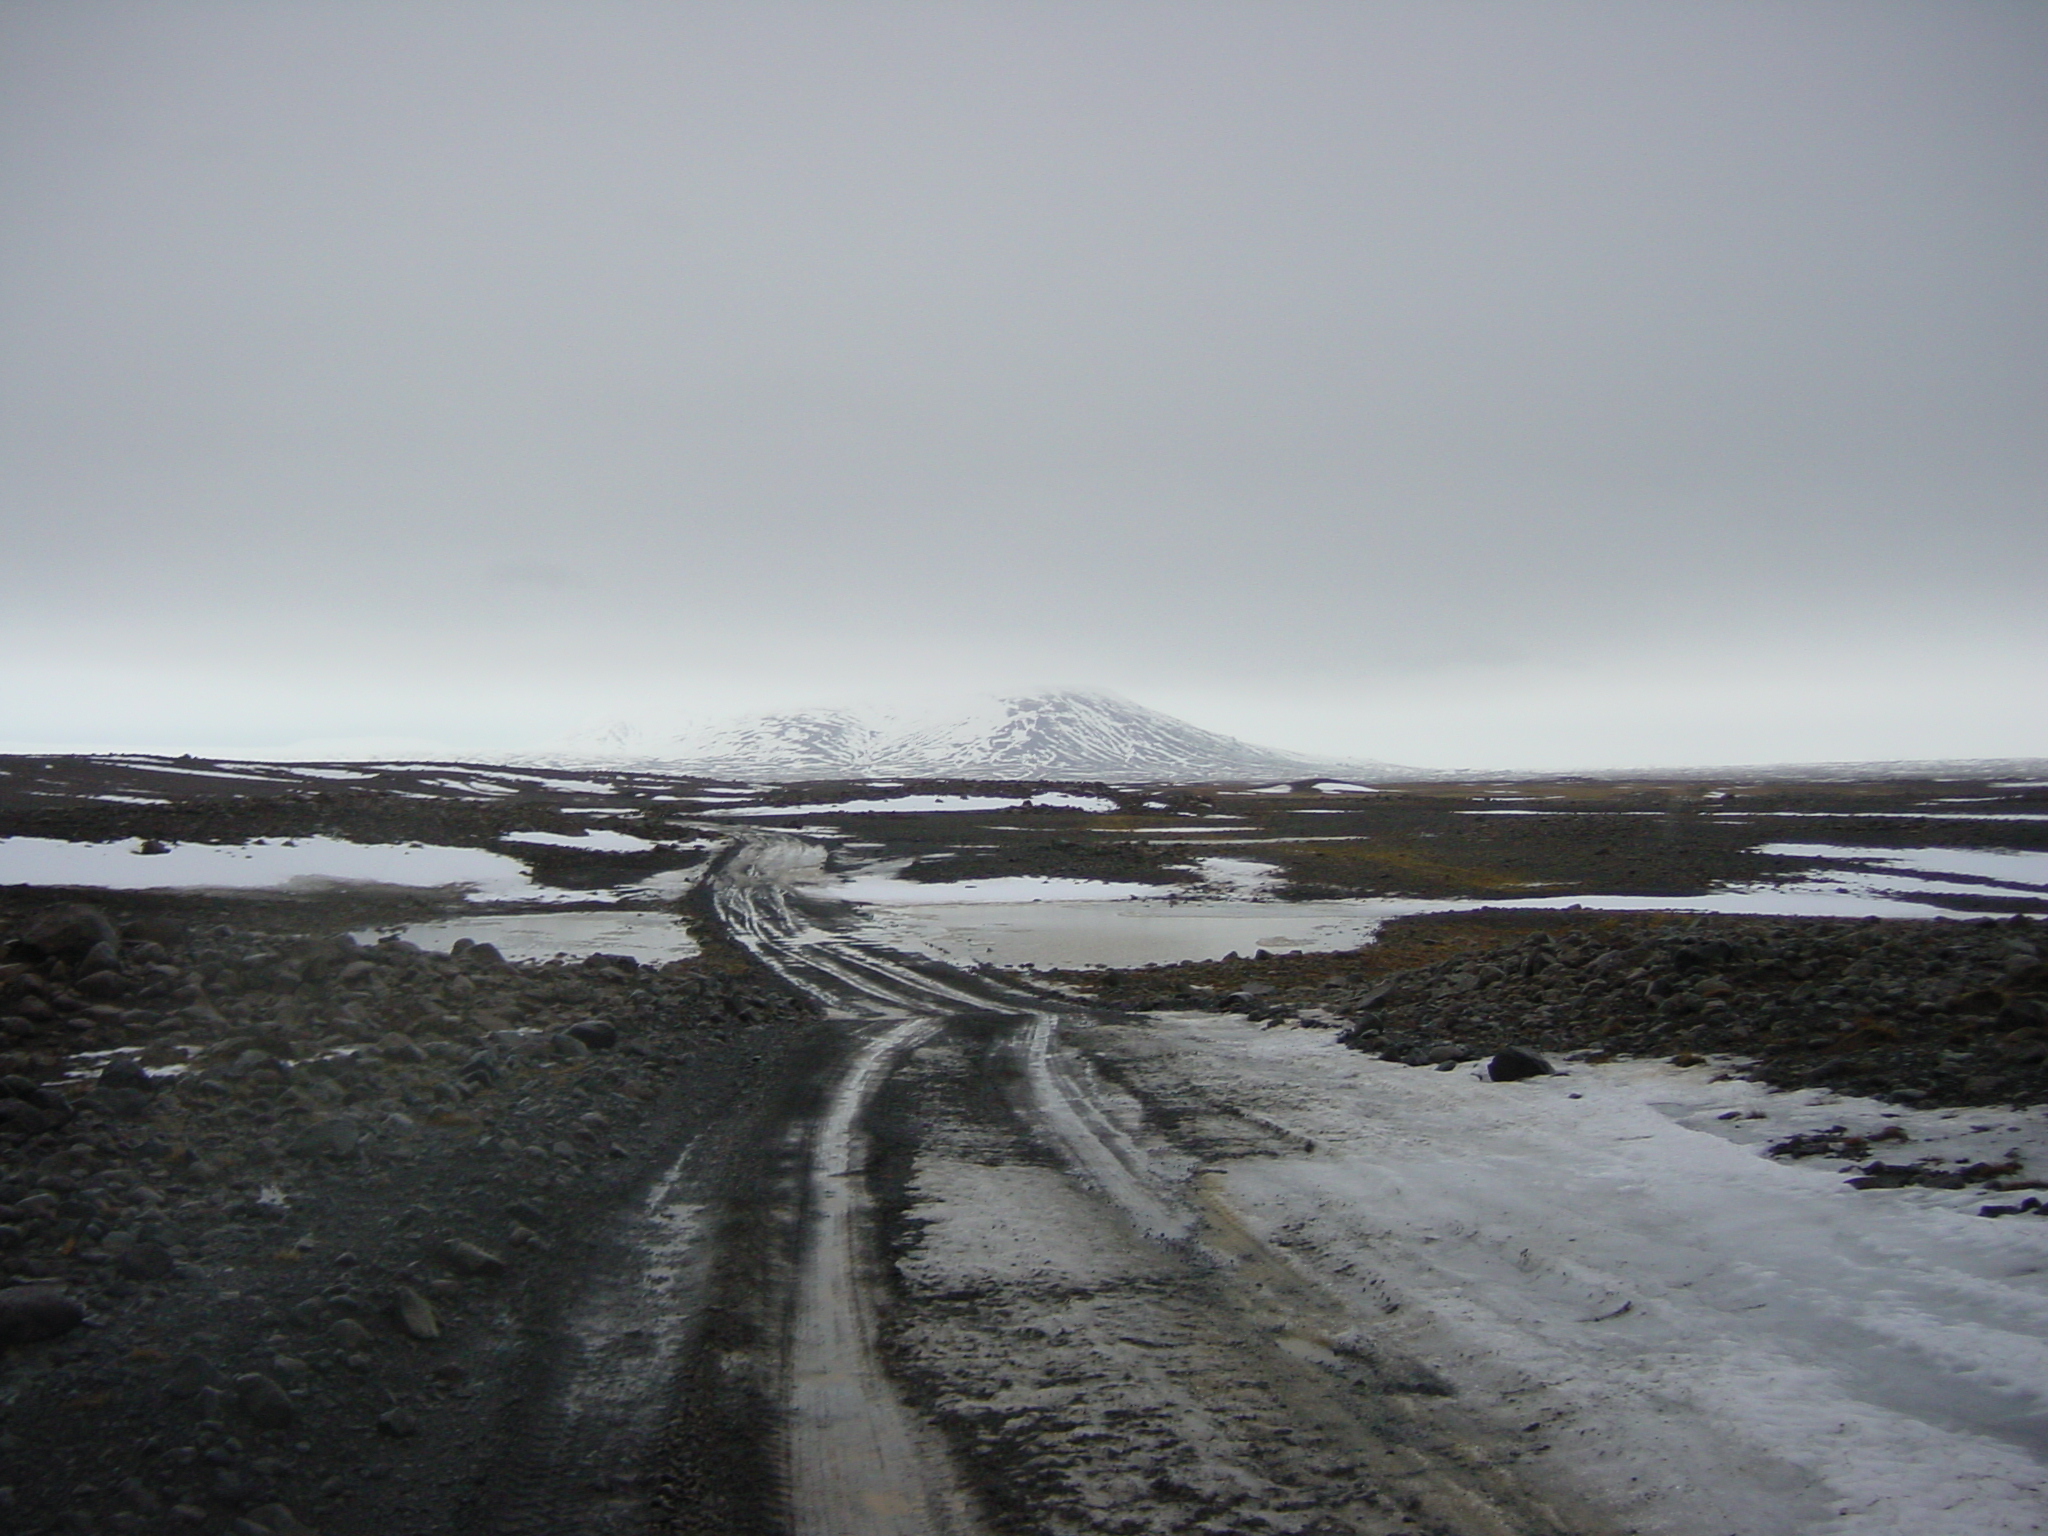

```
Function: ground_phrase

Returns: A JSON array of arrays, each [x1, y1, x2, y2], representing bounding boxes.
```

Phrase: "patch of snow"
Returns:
[[825, 874, 1162, 905], [281, 766, 379, 781], [1188, 857, 1284, 896], [0, 835, 604, 903], [1759, 843, 2048, 892], [1135, 1015, 2048, 1536], [97, 760, 292, 783], [501, 829, 667, 853], [1722, 811, 2048, 824], [703, 794, 1035, 818], [1311, 781, 1380, 794], [427, 777, 521, 796]]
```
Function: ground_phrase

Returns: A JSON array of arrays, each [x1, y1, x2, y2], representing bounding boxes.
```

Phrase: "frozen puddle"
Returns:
[[0, 835, 551, 898], [1758, 842, 2048, 899], [842, 895, 1446, 968], [353, 911, 698, 963], [706, 792, 1117, 818], [829, 873, 1165, 905], [1127, 1014, 2048, 1536], [0, 835, 701, 904], [831, 871, 2012, 969]]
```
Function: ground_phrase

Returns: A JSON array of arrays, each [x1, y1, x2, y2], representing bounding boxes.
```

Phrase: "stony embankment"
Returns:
[[1330, 914, 2048, 1104], [1070, 912, 2048, 1110], [0, 900, 815, 1536]]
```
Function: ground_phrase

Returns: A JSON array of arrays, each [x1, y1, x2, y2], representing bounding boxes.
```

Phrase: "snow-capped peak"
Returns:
[[553, 688, 1410, 782]]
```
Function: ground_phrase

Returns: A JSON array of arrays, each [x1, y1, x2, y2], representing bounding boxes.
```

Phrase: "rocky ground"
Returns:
[[1055, 908, 2048, 1211], [0, 891, 817, 1536], [5, 751, 2048, 1534]]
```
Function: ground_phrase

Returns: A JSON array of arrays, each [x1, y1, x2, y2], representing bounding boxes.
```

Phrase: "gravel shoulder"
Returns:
[[0, 885, 819, 1536]]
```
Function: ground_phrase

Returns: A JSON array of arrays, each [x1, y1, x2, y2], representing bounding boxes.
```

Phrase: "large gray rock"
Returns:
[[12, 905, 119, 962]]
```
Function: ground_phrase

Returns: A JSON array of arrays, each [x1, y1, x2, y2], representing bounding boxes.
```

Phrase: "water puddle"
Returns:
[[1746, 843, 2048, 903], [829, 873, 1166, 904], [845, 896, 1447, 968], [836, 857, 2034, 968], [704, 791, 1118, 818], [353, 911, 699, 963], [0, 834, 704, 904]]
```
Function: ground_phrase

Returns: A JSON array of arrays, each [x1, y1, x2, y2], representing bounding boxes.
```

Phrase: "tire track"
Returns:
[[703, 825, 1605, 1536]]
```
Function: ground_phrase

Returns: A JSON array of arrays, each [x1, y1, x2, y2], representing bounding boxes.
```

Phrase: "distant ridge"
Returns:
[[553, 688, 1415, 783]]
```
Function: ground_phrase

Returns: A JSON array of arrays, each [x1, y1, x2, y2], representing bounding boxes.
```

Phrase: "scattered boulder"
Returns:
[[11, 905, 120, 962], [289, 1117, 361, 1160], [78, 940, 124, 976], [243, 1504, 320, 1536], [235, 1372, 299, 1430], [116, 1240, 177, 1280], [164, 1352, 223, 1399], [1488, 1047, 1554, 1082], [0, 1098, 56, 1136], [392, 1286, 439, 1340], [439, 1238, 506, 1277], [565, 1018, 619, 1050], [0, 1286, 85, 1346], [98, 1056, 155, 1094]]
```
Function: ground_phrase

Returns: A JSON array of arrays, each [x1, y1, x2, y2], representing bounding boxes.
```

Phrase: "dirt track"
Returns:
[[2, 754, 2045, 1534]]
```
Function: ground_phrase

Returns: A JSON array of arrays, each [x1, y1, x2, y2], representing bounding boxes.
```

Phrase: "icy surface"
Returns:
[[0, 834, 694, 902], [356, 910, 698, 963], [837, 878, 1988, 969], [500, 829, 668, 853], [1185, 857, 1284, 895], [1725, 811, 2048, 823], [1759, 842, 2048, 889], [0, 835, 555, 897], [843, 896, 1434, 968], [1134, 1014, 2048, 1536], [704, 792, 1115, 818], [826, 874, 1163, 905]]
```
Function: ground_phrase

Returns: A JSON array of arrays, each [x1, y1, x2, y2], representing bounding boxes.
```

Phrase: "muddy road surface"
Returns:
[[631, 829, 1606, 1536]]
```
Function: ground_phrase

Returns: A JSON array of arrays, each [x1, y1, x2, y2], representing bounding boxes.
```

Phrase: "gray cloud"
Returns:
[[2, 2, 2042, 765]]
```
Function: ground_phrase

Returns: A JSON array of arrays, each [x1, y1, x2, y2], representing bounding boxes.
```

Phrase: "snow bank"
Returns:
[[1136, 1014, 2048, 1536]]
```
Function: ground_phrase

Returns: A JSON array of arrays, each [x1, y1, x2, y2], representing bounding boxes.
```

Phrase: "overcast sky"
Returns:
[[3, 1, 2043, 769]]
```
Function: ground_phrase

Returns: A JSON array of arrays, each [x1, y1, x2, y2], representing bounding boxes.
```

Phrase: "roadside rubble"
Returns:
[[0, 899, 816, 1536], [1065, 911, 2048, 1110]]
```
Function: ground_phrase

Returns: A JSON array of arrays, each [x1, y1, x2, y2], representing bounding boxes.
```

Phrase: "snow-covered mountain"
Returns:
[[558, 689, 1411, 783]]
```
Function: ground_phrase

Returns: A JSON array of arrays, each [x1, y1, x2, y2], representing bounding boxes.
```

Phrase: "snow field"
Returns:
[[1130, 1014, 2048, 1536]]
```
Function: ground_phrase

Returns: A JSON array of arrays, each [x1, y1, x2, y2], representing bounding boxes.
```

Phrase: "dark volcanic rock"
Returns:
[[0, 1287, 85, 1346], [1488, 1046, 1554, 1082], [565, 1017, 619, 1049], [10, 904, 120, 962], [236, 1373, 299, 1430]]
